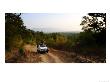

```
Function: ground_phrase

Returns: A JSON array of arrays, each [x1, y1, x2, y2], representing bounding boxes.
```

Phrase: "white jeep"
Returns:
[[37, 44, 49, 53]]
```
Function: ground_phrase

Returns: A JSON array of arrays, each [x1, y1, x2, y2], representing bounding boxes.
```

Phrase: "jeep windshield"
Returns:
[[40, 45, 46, 47]]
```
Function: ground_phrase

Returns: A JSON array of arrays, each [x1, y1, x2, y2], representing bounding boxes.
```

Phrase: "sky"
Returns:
[[21, 13, 86, 32]]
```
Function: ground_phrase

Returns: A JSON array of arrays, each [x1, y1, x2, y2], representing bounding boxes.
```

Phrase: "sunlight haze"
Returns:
[[21, 13, 86, 32]]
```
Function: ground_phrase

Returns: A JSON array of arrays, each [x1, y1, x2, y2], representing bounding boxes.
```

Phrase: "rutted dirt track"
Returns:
[[5, 44, 106, 63], [24, 45, 63, 63], [5, 45, 64, 63], [39, 53, 62, 63]]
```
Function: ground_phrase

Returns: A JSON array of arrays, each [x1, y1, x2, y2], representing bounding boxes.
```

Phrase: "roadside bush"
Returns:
[[19, 47, 25, 56]]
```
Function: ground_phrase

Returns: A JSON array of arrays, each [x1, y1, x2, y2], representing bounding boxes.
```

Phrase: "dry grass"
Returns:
[[5, 45, 41, 63]]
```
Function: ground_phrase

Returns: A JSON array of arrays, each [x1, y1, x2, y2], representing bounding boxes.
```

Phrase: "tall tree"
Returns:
[[5, 13, 25, 50], [80, 13, 106, 33], [80, 13, 106, 45]]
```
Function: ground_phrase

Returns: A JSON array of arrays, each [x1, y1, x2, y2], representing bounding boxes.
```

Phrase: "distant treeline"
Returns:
[[5, 13, 106, 56]]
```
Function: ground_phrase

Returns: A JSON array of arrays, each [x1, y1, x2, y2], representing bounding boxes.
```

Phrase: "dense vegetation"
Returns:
[[78, 13, 106, 56], [5, 13, 79, 52], [5, 13, 106, 61], [5, 13, 36, 51]]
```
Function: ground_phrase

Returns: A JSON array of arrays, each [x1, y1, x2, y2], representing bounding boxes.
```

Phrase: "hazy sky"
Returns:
[[21, 13, 86, 32]]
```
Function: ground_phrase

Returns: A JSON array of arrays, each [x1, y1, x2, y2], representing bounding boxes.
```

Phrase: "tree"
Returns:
[[80, 13, 106, 33], [80, 13, 106, 46], [5, 13, 25, 50]]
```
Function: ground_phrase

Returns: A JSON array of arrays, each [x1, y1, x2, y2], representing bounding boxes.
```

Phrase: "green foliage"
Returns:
[[5, 13, 36, 50], [19, 47, 24, 56], [77, 32, 96, 46], [80, 13, 106, 46], [11, 35, 23, 48], [80, 13, 106, 33], [5, 13, 24, 50], [44, 33, 79, 51], [76, 13, 106, 56]]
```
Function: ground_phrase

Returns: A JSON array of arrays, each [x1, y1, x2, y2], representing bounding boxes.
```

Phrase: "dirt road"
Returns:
[[23, 45, 95, 63], [39, 53, 62, 63], [23, 45, 63, 63], [5, 44, 105, 63]]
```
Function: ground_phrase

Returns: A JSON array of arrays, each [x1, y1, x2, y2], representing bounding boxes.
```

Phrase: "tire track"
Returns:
[[48, 53, 63, 63], [39, 52, 63, 63]]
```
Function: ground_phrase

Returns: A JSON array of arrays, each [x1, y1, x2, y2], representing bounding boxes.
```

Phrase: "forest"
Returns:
[[5, 13, 106, 63]]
